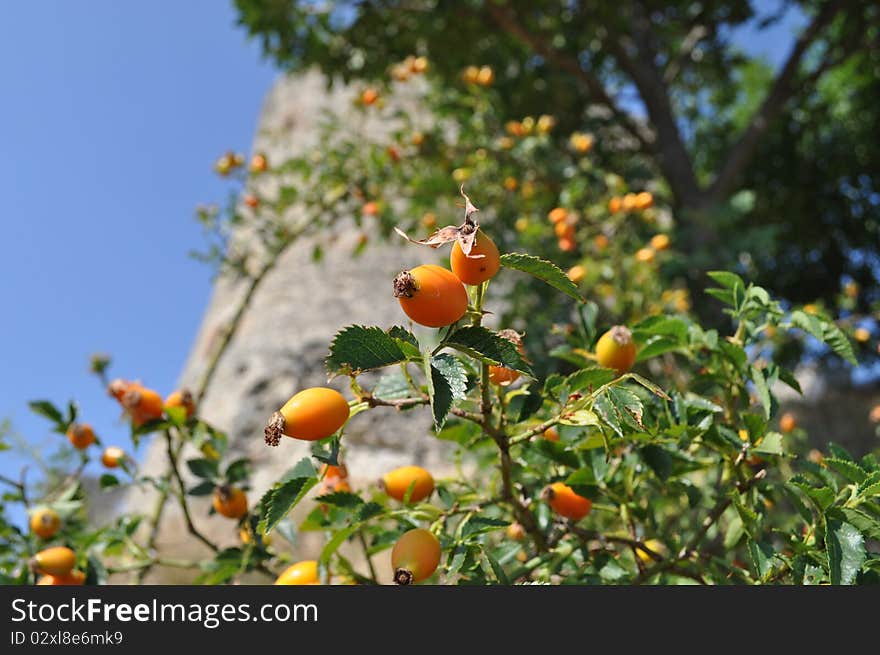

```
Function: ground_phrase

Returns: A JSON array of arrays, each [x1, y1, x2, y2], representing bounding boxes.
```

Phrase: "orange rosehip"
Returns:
[[29, 508, 60, 540], [634, 191, 654, 210], [393, 265, 468, 328], [243, 193, 259, 208], [608, 197, 622, 213], [450, 230, 500, 286], [596, 326, 637, 375], [165, 388, 196, 418], [362, 201, 380, 217], [635, 247, 656, 263], [275, 560, 319, 585], [594, 234, 609, 251], [32, 546, 76, 576], [548, 207, 568, 224], [506, 522, 526, 541], [66, 423, 96, 450], [462, 66, 480, 84], [101, 446, 126, 468], [542, 482, 592, 521], [361, 88, 379, 105], [543, 427, 560, 442], [37, 570, 85, 586], [122, 385, 164, 427], [265, 387, 350, 445], [779, 412, 797, 433], [250, 152, 268, 173], [650, 234, 670, 251], [391, 528, 441, 584], [213, 486, 248, 520], [381, 466, 435, 503], [488, 329, 526, 387], [558, 237, 577, 252], [476, 66, 494, 86]]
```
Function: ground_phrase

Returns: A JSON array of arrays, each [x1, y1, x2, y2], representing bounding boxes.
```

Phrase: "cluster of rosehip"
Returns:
[[261, 212, 644, 583]]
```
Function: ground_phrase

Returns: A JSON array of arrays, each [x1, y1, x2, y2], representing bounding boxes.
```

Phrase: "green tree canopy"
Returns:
[[235, 0, 879, 315]]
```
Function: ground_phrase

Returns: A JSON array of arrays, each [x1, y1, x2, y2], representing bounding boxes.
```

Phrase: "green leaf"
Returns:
[[483, 550, 510, 584], [825, 520, 865, 585], [787, 478, 835, 512], [822, 323, 857, 365], [462, 516, 509, 537], [824, 458, 867, 484], [325, 325, 412, 377], [187, 480, 215, 497], [752, 432, 783, 456], [565, 367, 616, 392], [500, 252, 583, 302], [707, 271, 746, 292], [626, 373, 671, 400], [777, 368, 802, 395], [507, 391, 543, 422], [257, 475, 318, 535], [320, 525, 357, 563], [634, 336, 683, 362], [29, 400, 65, 426], [750, 366, 771, 419], [355, 502, 384, 522], [424, 352, 466, 430], [372, 373, 414, 401], [164, 405, 187, 427], [559, 409, 600, 427], [387, 325, 421, 356], [224, 458, 251, 484], [444, 326, 533, 376], [99, 474, 119, 489], [747, 539, 775, 580], [857, 472, 880, 499], [641, 445, 672, 481], [533, 440, 580, 469], [314, 491, 363, 508], [186, 458, 219, 480], [601, 386, 645, 430], [831, 508, 880, 541]]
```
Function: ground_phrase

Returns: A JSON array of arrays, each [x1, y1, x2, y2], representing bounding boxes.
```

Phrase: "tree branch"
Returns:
[[483, 3, 653, 152], [707, 0, 844, 201], [604, 10, 703, 207]]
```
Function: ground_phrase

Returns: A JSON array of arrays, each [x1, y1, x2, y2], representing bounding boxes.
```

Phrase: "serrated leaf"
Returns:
[[707, 271, 745, 292], [326, 325, 411, 377], [604, 386, 645, 429], [857, 472, 880, 499], [99, 474, 119, 489], [29, 400, 65, 425], [355, 502, 384, 522], [559, 409, 600, 427], [432, 354, 468, 400], [533, 440, 580, 468], [315, 491, 364, 508], [634, 336, 683, 362], [424, 352, 451, 430], [320, 525, 358, 563], [186, 457, 219, 480], [824, 458, 867, 484], [483, 550, 510, 584], [500, 252, 583, 302], [752, 432, 783, 456], [462, 516, 509, 537], [832, 508, 880, 541], [750, 366, 771, 419], [387, 325, 420, 352], [444, 326, 533, 376], [187, 480, 215, 497], [372, 373, 413, 401], [787, 478, 835, 511], [626, 373, 671, 400], [777, 368, 802, 395], [565, 367, 616, 392], [825, 520, 865, 585], [257, 475, 318, 535], [747, 539, 776, 580], [224, 458, 251, 484], [823, 323, 857, 365]]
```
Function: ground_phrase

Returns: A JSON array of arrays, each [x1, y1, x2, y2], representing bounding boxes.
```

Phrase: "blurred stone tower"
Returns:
[[128, 71, 451, 581]]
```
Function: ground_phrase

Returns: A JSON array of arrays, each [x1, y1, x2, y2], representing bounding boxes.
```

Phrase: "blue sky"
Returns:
[[0, 1, 278, 495], [0, 2, 809, 517]]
